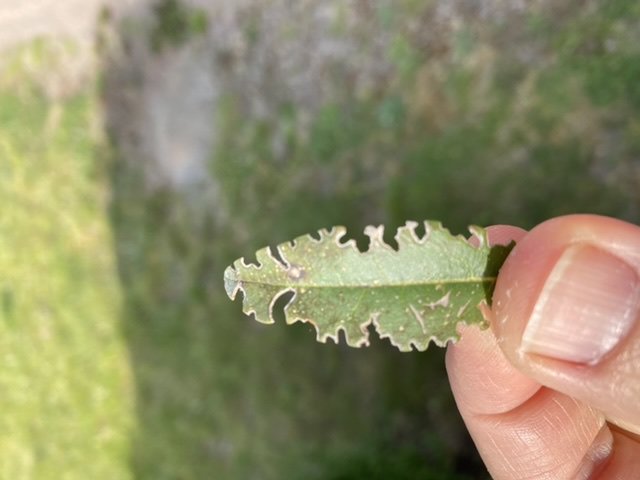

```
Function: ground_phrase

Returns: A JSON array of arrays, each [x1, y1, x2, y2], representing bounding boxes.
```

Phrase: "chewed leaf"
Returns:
[[224, 221, 513, 352]]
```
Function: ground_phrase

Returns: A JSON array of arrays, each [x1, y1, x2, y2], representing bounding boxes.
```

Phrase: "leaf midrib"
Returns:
[[229, 276, 497, 289]]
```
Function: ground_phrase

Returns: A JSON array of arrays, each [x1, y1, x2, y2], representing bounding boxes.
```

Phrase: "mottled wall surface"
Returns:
[[102, 1, 640, 479], [104, 0, 639, 224], [102, 1, 640, 478]]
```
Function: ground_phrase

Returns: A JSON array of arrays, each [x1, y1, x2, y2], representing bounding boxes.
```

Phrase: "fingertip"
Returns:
[[446, 323, 540, 416], [451, 217, 640, 478], [491, 214, 640, 434]]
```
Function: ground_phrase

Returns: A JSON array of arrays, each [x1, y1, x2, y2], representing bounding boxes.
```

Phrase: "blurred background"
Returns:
[[1, 0, 639, 478]]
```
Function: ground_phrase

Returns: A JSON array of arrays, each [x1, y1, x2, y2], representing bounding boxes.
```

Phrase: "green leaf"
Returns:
[[224, 221, 513, 352]]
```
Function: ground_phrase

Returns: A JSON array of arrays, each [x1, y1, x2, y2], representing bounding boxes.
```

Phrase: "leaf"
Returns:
[[224, 221, 513, 352]]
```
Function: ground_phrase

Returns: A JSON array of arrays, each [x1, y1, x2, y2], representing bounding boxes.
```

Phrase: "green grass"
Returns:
[[0, 87, 134, 478]]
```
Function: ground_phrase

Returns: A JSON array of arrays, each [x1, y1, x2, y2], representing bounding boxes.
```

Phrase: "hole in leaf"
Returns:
[[269, 245, 288, 268], [366, 322, 396, 350], [242, 250, 259, 267], [308, 229, 322, 241], [414, 221, 427, 241], [382, 224, 399, 251], [341, 226, 369, 252], [271, 289, 295, 323]]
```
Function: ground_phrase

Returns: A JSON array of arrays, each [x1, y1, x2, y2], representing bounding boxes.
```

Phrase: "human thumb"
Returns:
[[493, 214, 640, 436]]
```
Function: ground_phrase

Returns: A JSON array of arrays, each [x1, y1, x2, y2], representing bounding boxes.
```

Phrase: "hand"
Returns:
[[446, 215, 640, 479]]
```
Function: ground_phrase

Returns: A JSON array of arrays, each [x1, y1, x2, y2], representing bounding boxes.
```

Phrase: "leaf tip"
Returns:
[[223, 265, 240, 299]]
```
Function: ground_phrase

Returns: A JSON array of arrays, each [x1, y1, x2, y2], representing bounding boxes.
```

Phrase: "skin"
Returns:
[[446, 215, 640, 479]]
